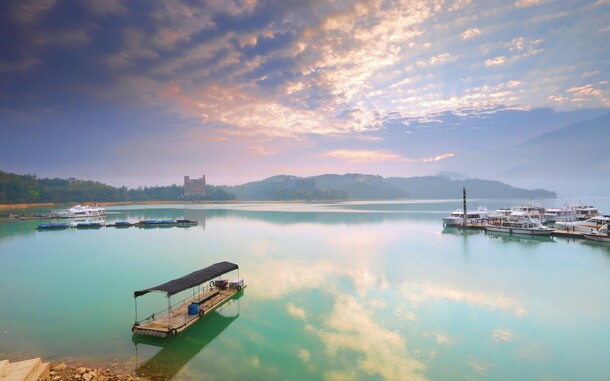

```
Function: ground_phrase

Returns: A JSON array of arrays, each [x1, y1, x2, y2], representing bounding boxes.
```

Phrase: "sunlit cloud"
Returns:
[[462, 27, 481, 40], [515, 0, 546, 8], [485, 56, 506, 67], [326, 150, 454, 164], [467, 356, 491, 375]]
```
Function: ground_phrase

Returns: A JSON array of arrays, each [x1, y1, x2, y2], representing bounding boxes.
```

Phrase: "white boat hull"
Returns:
[[486, 226, 554, 236], [583, 234, 610, 243]]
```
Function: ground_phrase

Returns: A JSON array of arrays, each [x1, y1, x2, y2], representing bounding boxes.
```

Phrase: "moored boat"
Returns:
[[554, 215, 610, 233], [486, 213, 554, 236], [442, 206, 489, 227], [583, 224, 610, 243], [50, 204, 106, 218], [132, 261, 245, 338], [573, 205, 600, 221], [543, 207, 577, 224]]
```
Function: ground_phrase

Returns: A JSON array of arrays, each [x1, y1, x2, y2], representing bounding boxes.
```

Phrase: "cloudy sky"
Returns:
[[1, 0, 609, 187]]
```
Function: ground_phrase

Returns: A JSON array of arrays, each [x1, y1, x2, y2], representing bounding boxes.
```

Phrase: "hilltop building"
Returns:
[[184, 175, 206, 196]]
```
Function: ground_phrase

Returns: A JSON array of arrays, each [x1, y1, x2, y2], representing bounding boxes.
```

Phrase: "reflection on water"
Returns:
[[1, 201, 610, 380], [134, 292, 242, 380], [485, 231, 556, 244]]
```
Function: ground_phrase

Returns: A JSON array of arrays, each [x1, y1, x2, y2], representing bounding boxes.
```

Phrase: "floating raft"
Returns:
[[132, 261, 245, 338], [35, 219, 197, 230]]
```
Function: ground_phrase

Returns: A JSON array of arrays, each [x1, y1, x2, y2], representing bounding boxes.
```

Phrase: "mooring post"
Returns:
[[463, 187, 468, 228]]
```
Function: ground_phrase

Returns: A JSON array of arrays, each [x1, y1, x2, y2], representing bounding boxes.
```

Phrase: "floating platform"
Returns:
[[132, 261, 244, 338]]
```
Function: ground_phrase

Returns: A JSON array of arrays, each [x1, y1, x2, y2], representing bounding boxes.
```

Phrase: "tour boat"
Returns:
[[442, 206, 489, 226], [583, 224, 610, 243], [573, 205, 600, 221], [486, 212, 554, 236], [554, 215, 610, 233], [543, 207, 577, 224], [132, 261, 245, 338], [50, 204, 106, 218]]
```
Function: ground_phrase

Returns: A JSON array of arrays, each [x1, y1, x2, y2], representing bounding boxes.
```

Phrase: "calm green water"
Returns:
[[1, 200, 610, 380]]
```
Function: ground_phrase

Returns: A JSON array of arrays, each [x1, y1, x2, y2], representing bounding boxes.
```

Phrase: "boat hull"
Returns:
[[583, 234, 610, 243], [485, 226, 553, 236]]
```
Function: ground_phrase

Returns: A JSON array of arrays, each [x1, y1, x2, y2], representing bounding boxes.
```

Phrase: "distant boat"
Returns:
[[442, 206, 489, 227], [583, 224, 610, 243], [50, 204, 106, 218]]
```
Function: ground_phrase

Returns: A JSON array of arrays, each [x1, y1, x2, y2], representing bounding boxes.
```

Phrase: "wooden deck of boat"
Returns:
[[133, 286, 245, 337]]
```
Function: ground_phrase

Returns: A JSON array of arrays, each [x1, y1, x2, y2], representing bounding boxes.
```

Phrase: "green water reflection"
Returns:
[[1, 200, 609, 380]]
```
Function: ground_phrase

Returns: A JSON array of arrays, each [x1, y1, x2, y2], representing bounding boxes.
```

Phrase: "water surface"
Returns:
[[1, 199, 609, 380]]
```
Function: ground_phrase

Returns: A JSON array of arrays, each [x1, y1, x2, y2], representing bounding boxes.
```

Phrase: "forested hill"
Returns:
[[0, 170, 555, 204], [224, 174, 556, 200], [0, 171, 235, 203]]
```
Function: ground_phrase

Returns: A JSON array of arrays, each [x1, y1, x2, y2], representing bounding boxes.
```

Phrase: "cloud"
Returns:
[[515, 0, 546, 8], [11, 0, 57, 23], [485, 56, 506, 67], [326, 150, 454, 163], [462, 27, 481, 40], [0, 58, 40, 74]]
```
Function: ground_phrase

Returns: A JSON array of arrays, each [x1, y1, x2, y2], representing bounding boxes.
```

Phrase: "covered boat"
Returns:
[[132, 261, 245, 338]]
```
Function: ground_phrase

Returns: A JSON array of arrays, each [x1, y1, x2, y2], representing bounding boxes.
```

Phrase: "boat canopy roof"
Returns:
[[134, 261, 238, 298]]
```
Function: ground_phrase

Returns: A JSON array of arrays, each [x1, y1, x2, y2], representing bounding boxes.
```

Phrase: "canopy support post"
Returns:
[[167, 295, 171, 331], [134, 298, 138, 323]]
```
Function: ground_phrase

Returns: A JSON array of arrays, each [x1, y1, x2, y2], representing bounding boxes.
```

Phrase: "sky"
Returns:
[[1, 0, 609, 188]]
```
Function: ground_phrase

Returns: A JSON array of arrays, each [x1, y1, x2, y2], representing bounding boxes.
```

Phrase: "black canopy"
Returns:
[[134, 261, 238, 298]]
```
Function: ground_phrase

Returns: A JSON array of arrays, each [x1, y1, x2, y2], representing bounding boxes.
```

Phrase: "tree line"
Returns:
[[0, 171, 235, 204]]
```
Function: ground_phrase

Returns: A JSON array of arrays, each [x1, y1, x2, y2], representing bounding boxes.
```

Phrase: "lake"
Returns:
[[1, 199, 609, 380]]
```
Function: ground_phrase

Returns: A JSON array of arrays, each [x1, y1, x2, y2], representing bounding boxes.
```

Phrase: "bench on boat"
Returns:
[[194, 289, 219, 305]]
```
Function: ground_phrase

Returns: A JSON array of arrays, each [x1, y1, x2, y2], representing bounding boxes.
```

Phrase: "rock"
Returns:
[[83, 373, 93, 381], [53, 363, 68, 371], [78, 366, 87, 374]]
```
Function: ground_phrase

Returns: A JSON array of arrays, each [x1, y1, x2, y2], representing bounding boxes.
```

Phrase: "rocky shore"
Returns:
[[48, 362, 146, 381]]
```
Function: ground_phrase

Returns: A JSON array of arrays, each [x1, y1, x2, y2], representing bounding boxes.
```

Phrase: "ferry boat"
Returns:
[[132, 261, 245, 338], [573, 205, 600, 221], [442, 206, 489, 227], [554, 215, 610, 233], [50, 204, 106, 218], [486, 212, 554, 236], [583, 224, 610, 243], [512, 204, 545, 221], [543, 207, 577, 224]]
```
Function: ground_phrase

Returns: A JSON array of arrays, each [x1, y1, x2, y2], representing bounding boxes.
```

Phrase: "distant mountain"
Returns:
[[224, 173, 555, 200], [436, 112, 610, 195]]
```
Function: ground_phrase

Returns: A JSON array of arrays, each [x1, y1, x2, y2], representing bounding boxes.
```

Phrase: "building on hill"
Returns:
[[184, 175, 206, 196]]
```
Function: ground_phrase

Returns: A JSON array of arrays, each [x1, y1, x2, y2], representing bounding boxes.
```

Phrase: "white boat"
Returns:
[[573, 205, 600, 221], [512, 204, 545, 221], [50, 204, 106, 218], [486, 212, 554, 236], [583, 224, 610, 243], [442, 206, 489, 227], [543, 207, 577, 224], [554, 215, 610, 233]]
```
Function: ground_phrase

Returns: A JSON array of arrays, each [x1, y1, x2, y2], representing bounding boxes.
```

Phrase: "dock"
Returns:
[[454, 224, 587, 239]]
